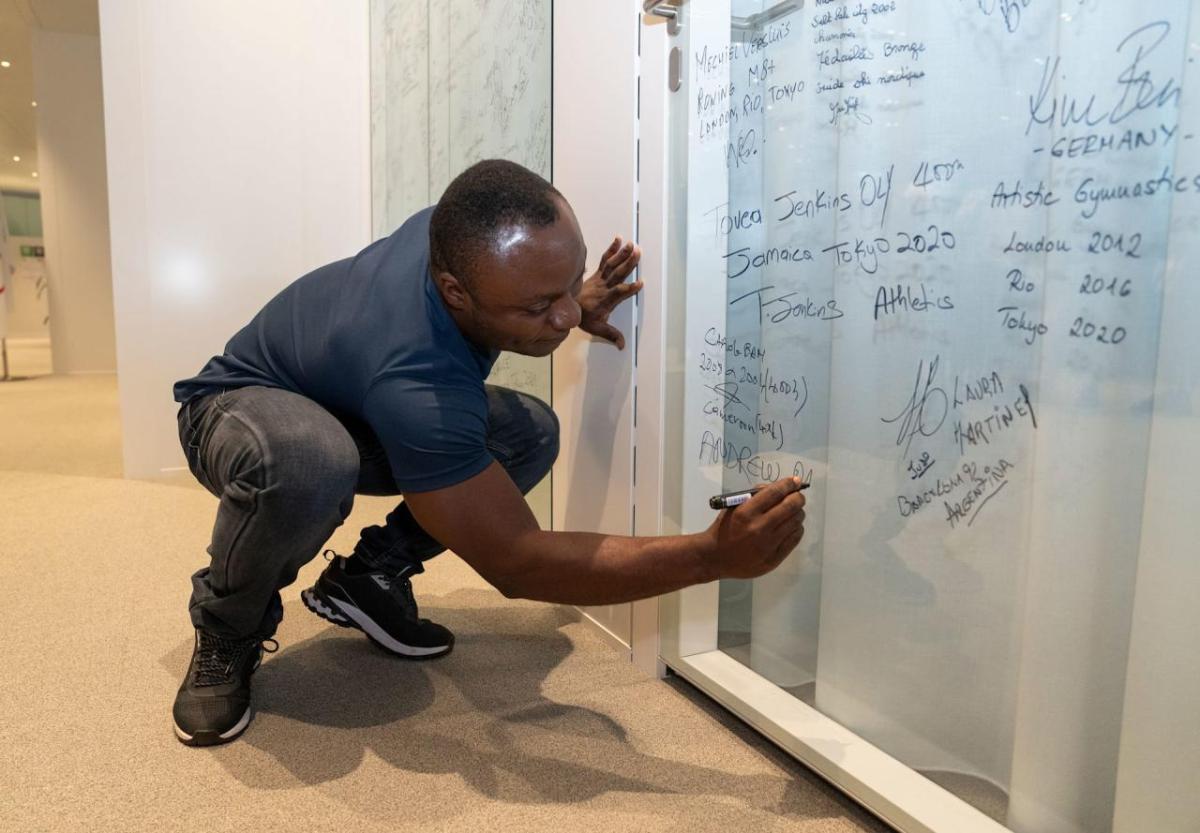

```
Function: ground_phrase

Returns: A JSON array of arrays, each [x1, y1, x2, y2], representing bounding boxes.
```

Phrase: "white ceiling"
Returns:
[[0, 0, 100, 192]]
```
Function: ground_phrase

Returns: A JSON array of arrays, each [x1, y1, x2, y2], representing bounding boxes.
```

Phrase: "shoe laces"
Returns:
[[194, 630, 279, 687], [326, 549, 422, 615], [377, 573, 420, 616]]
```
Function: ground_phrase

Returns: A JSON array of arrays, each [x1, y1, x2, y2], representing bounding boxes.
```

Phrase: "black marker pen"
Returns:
[[709, 482, 809, 510]]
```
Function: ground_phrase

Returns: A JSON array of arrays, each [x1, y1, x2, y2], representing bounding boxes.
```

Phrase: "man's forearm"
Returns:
[[494, 529, 717, 605]]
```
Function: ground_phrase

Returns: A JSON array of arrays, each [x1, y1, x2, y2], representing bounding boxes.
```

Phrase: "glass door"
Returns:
[[658, 1, 1200, 832]]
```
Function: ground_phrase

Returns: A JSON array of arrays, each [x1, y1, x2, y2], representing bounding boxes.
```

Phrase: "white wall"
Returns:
[[99, 0, 371, 480], [31, 30, 116, 374]]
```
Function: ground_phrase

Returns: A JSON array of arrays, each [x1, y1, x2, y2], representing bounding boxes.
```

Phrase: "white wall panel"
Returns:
[[32, 30, 115, 374], [100, 0, 370, 480]]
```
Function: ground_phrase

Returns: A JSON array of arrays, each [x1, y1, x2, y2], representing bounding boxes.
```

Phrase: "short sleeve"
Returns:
[[362, 376, 494, 492]]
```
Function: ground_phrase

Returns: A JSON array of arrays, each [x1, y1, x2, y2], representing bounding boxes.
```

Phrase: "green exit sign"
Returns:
[[19, 245, 44, 258]]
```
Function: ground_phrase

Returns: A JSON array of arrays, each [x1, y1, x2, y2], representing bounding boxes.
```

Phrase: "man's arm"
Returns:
[[402, 462, 806, 605]]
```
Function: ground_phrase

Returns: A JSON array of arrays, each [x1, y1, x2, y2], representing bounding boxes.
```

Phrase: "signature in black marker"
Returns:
[[883, 356, 949, 458], [704, 381, 751, 411]]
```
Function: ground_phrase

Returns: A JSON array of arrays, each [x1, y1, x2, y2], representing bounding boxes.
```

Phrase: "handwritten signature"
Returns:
[[1026, 21, 1181, 136], [969, 0, 1034, 35], [882, 356, 949, 458]]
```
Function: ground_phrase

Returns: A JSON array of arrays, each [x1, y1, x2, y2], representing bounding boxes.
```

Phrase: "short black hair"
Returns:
[[429, 159, 563, 289]]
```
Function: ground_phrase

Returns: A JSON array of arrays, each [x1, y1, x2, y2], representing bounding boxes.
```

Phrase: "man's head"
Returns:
[[429, 160, 586, 357]]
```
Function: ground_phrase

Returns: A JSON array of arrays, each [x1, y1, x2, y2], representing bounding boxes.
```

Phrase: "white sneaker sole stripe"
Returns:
[[173, 705, 251, 743], [301, 589, 350, 623], [327, 596, 450, 657]]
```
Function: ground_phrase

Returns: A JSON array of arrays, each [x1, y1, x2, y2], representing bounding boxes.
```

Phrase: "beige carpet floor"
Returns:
[[0, 373, 890, 833]]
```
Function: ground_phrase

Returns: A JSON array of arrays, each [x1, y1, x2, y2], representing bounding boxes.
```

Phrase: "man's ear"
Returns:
[[433, 270, 471, 312]]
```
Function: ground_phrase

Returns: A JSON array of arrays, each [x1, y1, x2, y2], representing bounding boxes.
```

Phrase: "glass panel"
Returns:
[[370, 0, 554, 525], [669, 1, 1200, 831], [3, 192, 43, 237]]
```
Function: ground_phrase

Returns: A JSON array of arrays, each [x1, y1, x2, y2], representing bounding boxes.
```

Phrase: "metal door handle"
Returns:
[[732, 0, 802, 32], [643, 0, 680, 20]]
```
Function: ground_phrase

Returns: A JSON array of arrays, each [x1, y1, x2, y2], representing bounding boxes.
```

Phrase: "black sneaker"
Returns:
[[301, 551, 454, 659], [172, 628, 277, 747]]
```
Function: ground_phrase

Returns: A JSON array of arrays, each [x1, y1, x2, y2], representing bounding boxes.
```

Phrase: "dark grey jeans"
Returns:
[[177, 384, 558, 639]]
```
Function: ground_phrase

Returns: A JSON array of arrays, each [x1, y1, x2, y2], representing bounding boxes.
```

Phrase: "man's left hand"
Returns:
[[577, 236, 643, 350]]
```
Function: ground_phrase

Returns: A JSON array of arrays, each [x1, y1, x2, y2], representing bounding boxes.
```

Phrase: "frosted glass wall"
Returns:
[[370, 0, 553, 525], [672, 1, 1200, 831]]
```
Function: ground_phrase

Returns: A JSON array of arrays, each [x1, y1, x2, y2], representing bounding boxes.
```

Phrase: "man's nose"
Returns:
[[549, 296, 581, 332]]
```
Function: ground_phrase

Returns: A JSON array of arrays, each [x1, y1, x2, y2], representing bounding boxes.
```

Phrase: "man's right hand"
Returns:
[[704, 477, 807, 579]]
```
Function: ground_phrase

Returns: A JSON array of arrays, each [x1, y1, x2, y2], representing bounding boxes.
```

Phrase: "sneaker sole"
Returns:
[[301, 586, 453, 660], [173, 705, 252, 747]]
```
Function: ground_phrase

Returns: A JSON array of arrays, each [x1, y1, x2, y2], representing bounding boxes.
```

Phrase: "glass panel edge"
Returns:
[[666, 650, 1013, 833]]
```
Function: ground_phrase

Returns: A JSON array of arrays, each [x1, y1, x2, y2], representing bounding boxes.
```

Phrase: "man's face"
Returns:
[[451, 198, 587, 357]]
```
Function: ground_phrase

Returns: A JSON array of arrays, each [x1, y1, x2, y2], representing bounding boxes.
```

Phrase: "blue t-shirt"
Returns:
[[174, 207, 499, 492]]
